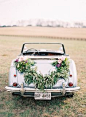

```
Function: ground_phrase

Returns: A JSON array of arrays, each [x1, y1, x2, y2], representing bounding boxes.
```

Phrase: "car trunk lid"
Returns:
[[17, 59, 69, 88]]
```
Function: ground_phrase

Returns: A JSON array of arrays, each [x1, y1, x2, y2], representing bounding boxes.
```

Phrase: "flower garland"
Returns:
[[14, 56, 69, 90]]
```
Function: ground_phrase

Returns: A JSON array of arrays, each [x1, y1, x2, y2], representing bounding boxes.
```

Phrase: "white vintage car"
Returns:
[[5, 43, 80, 100]]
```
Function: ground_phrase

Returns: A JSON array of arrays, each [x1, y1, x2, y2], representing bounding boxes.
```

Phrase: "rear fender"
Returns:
[[9, 60, 17, 86], [69, 59, 77, 86]]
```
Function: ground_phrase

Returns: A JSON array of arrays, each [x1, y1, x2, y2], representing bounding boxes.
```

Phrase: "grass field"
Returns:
[[0, 27, 86, 40], [0, 35, 86, 117]]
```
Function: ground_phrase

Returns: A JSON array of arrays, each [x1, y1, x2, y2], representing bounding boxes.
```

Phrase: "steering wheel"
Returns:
[[25, 48, 39, 55]]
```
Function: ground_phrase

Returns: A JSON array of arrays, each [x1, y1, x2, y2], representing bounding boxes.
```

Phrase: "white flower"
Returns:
[[19, 56, 24, 62], [58, 56, 66, 63], [23, 56, 28, 61], [61, 56, 66, 61], [58, 59, 62, 64]]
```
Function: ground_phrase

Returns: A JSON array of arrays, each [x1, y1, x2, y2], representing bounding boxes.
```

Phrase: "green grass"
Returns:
[[0, 36, 86, 117]]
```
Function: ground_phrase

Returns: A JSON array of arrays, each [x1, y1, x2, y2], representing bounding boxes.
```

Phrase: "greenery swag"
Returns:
[[14, 56, 69, 90]]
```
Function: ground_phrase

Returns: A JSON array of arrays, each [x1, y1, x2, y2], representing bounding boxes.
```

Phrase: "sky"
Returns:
[[0, 0, 86, 24]]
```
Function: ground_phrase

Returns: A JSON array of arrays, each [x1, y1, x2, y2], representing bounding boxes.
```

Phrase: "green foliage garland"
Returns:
[[14, 58, 35, 73], [14, 57, 69, 90]]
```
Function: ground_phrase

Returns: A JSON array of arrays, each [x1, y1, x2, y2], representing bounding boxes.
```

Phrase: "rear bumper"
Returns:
[[5, 85, 80, 97]]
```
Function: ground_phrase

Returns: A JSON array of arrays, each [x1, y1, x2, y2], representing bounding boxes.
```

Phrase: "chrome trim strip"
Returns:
[[5, 86, 80, 93]]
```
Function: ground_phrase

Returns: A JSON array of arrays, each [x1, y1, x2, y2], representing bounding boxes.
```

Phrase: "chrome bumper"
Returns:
[[5, 84, 80, 97]]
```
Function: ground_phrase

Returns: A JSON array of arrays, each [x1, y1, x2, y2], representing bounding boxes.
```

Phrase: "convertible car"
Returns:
[[5, 43, 80, 100]]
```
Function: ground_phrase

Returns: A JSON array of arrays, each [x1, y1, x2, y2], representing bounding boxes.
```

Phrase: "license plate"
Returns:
[[34, 92, 51, 100]]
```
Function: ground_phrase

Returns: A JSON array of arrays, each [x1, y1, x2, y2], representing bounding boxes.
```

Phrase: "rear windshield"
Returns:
[[22, 43, 65, 55]]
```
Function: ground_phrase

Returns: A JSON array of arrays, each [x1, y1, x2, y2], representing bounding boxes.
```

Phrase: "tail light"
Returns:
[[68, 82, 73, 87], [14, 74, 16, 77], [13, 82, 18, 87], [70, 74, 72, 77]]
